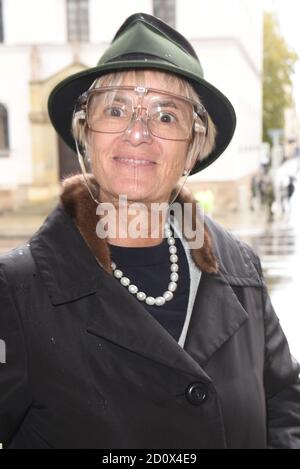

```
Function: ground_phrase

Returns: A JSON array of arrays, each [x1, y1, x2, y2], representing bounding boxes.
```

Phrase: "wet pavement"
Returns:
[[0, 181, 299, 360], [219, 181, 300, 362]]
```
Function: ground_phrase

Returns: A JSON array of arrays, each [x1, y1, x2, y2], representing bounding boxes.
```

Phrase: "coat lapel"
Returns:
[[85, 265, 212, 381], [85, 266, 249, 377], [183, 272, 249, 365]]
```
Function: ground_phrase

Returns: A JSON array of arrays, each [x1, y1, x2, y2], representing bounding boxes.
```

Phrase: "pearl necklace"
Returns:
[[111, 224, 179, 306]]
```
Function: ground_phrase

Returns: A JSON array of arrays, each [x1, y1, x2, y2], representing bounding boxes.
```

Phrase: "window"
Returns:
[[153, 0, 176, 28], [0, 104, 9, 154], [0, 0, 4, 43], [67, 0, 89, 42]]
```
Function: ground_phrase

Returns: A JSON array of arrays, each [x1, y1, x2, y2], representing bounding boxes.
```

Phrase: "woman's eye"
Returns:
[[105, 107, 125, 117], [157, 112, 176, 124]]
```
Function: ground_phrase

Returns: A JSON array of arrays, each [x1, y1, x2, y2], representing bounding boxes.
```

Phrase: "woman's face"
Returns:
[[87, 71, 194, 204]]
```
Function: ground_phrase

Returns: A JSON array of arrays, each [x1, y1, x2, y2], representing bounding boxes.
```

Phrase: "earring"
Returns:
[[182, 169, 188, 176]]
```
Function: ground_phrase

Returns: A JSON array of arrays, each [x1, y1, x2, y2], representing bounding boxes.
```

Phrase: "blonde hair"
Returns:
[[72, 69, 217, 169]]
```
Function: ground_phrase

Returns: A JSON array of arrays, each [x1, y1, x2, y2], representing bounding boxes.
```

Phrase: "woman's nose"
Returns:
[[122, 115, 153, 145]]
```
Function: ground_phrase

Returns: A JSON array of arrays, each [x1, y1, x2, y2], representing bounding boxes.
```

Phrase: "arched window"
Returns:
[[67, 0, 89, 42], [0, 103, 9, 152]]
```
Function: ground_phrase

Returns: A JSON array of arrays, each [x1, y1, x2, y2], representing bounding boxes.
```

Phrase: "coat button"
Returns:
[[185, 382, 208, 405]]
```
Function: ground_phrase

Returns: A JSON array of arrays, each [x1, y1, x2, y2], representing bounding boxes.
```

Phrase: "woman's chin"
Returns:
[[101, 181, 148, 201], [106, 176, 156, 200], [120, 188, 153, 202]]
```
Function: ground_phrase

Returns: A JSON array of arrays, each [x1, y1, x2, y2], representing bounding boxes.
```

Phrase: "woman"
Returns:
[[0, 13, 299, 449]]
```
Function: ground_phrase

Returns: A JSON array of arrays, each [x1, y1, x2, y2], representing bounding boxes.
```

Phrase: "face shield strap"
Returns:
[[168, 112, 208, 205], [74, 138, 101, 205], [167, 160, 196, 206], [194, 104, 208, 137], [72, 100, 101, 204]]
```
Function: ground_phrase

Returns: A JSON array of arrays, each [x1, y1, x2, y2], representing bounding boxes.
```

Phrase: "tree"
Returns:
[[263, 12, 298, 144]]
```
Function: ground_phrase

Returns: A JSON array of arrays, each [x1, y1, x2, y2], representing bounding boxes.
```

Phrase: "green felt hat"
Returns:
[[48, 12, 236, 174]]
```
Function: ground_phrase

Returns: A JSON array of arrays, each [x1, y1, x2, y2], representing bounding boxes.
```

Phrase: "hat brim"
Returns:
[[48, 60, 236, 175]]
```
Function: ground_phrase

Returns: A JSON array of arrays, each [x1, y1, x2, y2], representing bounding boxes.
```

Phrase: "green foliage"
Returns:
[[263, 12, 298, 144]]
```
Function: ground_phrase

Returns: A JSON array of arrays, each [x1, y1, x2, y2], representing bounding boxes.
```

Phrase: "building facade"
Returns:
[[0, 0, 263, 212], [284, 106, 300, 159]]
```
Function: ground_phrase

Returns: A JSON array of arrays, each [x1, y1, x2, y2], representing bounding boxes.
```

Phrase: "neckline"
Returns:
[[108, 236, 170, 266]]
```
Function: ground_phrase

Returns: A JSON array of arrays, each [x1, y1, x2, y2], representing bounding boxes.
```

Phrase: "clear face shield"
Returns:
[[72, 84, 207, 240]]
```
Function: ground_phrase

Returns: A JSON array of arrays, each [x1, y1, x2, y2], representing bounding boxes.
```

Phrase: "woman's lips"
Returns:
[[112, 157, 157, 167]]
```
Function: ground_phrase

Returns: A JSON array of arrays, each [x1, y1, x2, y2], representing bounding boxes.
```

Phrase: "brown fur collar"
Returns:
[[60, 174, 219, 275]]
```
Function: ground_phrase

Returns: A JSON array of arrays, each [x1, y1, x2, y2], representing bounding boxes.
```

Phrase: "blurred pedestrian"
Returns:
[[280, 176, 289, 214], [280, 175, 296, 215], [250, 174, 258, 211], [288, 176, 296, 199], [265, 175, 275, 222]]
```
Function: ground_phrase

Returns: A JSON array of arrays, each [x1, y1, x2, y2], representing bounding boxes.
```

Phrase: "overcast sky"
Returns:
[[264, 0, 300, 114]]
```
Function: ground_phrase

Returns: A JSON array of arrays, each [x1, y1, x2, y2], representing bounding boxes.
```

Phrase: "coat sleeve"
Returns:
[[0, 266, 32, 447], [249, 248, 300, 449]]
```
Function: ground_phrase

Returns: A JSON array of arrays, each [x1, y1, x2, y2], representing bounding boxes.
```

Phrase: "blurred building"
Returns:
[[0, 0, 263, 211]]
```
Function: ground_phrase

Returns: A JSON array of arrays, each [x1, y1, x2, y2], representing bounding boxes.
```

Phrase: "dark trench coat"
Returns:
[[0, 175, 300, 449]]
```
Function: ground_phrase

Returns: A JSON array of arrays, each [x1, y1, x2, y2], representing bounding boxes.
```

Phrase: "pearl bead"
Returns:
[[111, 222, 179, 307], [170, 254, 178, 263], [170, 263, 179, 272], [137, 291, 146, 301], [114, 269, 123, 278], [163, 291, 174, 301], [170, 272, 179, 282], [155, 296, 166, 306], [169, 245, 177, 254], [168, 281, 177, 292], [128, 284, 138, 294], [145, 296, 155, 305], [120, 277, 130, 286]]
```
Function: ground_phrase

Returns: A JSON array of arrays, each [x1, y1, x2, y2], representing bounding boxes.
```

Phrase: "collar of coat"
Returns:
[[57, 173, 263, 287], [59, 174, 219, 276]]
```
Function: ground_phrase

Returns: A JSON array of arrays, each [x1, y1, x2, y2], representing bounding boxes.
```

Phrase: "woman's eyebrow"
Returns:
[[107, 94, 131, 104], [152, 99, 178, 108]]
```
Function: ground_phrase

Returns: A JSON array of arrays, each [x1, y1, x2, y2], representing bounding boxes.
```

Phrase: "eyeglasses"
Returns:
[[75, 86, 208, 141]]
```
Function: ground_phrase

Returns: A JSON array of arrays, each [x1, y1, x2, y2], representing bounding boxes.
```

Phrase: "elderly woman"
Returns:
[[0, 13, 299, 450]]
